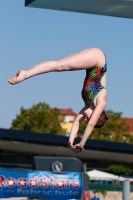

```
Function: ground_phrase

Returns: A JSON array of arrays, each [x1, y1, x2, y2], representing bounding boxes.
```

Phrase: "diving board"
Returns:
[[25, 0, 133, 19]]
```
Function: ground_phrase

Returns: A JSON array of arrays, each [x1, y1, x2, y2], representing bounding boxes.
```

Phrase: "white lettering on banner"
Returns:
[[55, 190, 61, 195], [16, 189, 80, 196], [42, 190, 47, 195], [22, 190, 29, 195], [29, 189, 37, 194], [47, 191, 53, 195], [6, 190, 14, 194], [17, 189, 29, 194], [73, 191, 79, 195]]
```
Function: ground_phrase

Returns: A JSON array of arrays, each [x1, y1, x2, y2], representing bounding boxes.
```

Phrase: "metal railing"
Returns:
[[89, 183, 133, 192]]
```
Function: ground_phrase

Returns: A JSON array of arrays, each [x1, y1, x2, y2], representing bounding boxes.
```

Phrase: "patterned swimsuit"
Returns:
[[82, 61, 107, 106]]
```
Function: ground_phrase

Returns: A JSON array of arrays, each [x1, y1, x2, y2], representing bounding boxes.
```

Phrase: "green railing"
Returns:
[[89, 183, 133, 192]]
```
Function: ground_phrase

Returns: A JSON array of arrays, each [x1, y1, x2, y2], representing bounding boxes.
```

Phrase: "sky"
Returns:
[[0, 0, 133, 129]]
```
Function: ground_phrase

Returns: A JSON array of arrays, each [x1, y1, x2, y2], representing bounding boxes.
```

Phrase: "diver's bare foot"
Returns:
[[8, 70, 28, 85]]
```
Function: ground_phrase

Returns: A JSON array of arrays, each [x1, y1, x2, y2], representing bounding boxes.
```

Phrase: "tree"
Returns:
[[107, 164, 131, 176], [11, 102, 66, 135], [78, 110, 133, 143]]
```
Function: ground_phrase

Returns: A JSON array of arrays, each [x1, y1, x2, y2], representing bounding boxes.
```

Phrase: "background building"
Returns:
[[0, 128, 133, 173], [59, 108, 77, 133]]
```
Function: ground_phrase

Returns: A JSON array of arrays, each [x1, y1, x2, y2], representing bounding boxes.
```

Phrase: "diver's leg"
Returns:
[[8, 48, 104, 84]]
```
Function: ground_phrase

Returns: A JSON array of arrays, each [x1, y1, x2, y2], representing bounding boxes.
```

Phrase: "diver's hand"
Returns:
[[68, 142, 81, 154], [84, 107, 93, 121], [74, 143, 84, 153]]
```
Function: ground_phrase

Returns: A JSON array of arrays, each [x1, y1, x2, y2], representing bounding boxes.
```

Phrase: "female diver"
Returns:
[[8, 48, 109, 154]]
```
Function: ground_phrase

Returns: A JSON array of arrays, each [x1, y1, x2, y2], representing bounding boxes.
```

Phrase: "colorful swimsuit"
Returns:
[[82, 61, 107, 106]]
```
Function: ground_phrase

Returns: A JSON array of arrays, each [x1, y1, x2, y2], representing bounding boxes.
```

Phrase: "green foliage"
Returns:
[[11, 102, 66, 135], [99, 190, 107, 197], [78, 110, 133, 143], [107, 164, 131, 176], [85, 173, 90, 182]]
